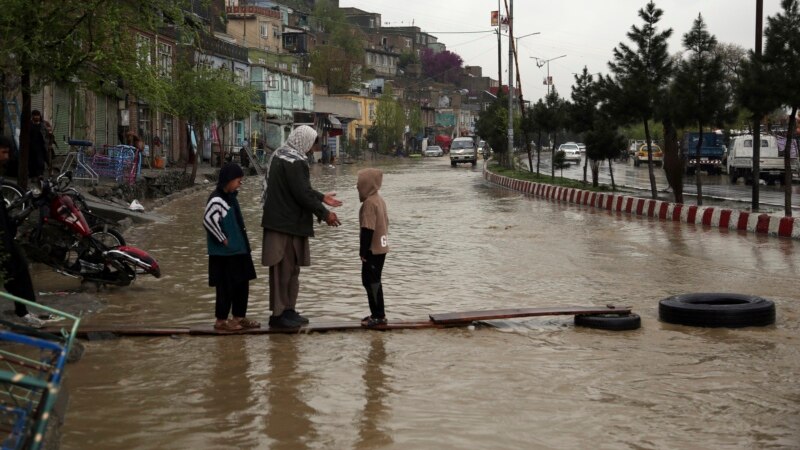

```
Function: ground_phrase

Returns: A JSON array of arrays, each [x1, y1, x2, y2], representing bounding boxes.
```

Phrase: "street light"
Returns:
[[532, 54, 567, 96]]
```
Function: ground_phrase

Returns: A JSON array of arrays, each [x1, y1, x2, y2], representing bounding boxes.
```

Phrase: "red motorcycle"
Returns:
[[8, 172, 160, 286]]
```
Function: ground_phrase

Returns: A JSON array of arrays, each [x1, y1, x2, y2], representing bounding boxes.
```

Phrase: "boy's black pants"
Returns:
[[361, 253, 386, 319], [215, 279, 249, 320]]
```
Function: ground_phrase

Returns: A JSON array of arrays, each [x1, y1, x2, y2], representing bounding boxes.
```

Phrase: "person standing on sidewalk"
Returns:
[[0, 135, 45, 327], [28, 110, 48, 182], [260, 125, 342, 329]]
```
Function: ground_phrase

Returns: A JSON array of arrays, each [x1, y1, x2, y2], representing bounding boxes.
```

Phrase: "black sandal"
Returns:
[[363, 317, 388, 328]]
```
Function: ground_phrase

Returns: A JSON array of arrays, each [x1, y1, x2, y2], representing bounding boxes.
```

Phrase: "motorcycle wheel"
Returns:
[[91, 226, 126, 247], [1, 181, 25, 208]]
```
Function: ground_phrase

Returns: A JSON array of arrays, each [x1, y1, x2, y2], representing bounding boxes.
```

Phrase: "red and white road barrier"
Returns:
[[484, 168, 800, 239]]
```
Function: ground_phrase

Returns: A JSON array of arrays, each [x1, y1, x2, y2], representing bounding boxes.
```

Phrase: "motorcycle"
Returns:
[[7, 172, 161, 286]]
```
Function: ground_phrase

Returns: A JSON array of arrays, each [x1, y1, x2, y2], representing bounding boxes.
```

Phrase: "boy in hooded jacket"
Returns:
[[204, 163, 259, 331], [357, 168, 389, 327]]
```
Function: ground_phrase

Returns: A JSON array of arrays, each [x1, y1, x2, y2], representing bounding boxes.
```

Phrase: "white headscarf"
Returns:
[[262, 125, 318, 204]]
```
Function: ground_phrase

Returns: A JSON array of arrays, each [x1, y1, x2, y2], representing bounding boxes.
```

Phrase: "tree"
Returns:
[[763, 0, 800, 216], [537, 90, 568, 179], [165, 63, 258, 182], [584, 115, 626, 189], [607, 1, 673, 199], [0, 0, 187, 188], [569, 68, 599, 184], [308, 0, 364, 93], [520, 102, 541, 173], [476, 93, 509, 165], [420, 49, 463, 84], [530, 99, 548, 174], [553, 150, 568, 178], [672, 14, 729, 206], [368, 86, 405, 154]]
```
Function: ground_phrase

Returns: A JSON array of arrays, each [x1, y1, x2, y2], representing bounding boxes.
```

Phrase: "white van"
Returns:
[[450, 137, 477, 167], [727, 135, 799, 184]]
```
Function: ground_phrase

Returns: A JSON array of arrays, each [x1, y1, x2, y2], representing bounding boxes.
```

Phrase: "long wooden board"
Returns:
[[429, 305, 632, 325], [39, 305, 633, 338]]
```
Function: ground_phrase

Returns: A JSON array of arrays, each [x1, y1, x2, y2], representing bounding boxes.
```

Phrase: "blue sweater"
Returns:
[[204, 190, 250, 256]]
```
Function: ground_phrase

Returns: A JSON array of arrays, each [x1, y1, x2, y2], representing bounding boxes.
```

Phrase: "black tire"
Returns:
[[1, 181, 25, 208], [91, 226, 126, 247], [730, 172, 738, 184], [659, 293, 775, 328], [451, 161, 457, 167], [471, 160, 477, 167], [574, 313, 641, 331]]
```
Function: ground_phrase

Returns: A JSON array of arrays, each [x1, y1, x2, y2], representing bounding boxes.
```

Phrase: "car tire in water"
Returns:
[[658, 293, 775, 328], [574, 313, 641, 331]]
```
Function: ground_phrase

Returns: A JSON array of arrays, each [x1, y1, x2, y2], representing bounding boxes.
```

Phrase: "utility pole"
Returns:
[[497, 0, 502, 91], [506, 0, 514, 168], [752, 0, 763, 211]]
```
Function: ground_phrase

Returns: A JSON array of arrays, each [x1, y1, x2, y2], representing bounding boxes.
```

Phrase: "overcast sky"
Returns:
[[339, 0, 785, 101]]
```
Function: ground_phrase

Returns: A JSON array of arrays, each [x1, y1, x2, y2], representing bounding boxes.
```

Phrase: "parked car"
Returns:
[[577, 142, 586, 153], [450, 137, 478, 167], [557, 143, 582, 163], [633, 143, 663, 167], [424, 145, 444, 157]]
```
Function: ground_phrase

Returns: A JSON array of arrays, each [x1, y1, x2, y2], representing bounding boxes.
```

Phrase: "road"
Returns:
[[521, 151, 800, 211]]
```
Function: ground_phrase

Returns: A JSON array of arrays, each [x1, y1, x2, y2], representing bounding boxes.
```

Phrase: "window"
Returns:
[[405, 38, 411, 48], [235, 68, 246, 86], [157, 42, 172, 77], [260, 22, 269, 38], [282, 77, 289, 91], [368, 103, 376, 120], [292, 79, 299, 93], [291, 64, 298, 73], [137, 104, 152, 143], [279, 62, 288, 70], [258, 58, 265, 65], [136, 35, 152, 66], [304, 81, 311, 95], [381, 37, 388, 47], [268, 74, 278, 89]]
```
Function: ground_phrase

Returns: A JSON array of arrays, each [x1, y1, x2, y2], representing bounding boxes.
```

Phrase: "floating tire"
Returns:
[[659, 293, 775, 328], [574, 313, 641, 331]]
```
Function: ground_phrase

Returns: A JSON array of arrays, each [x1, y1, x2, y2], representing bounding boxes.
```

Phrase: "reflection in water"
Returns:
[[355, 334, 392, 449], [264, 336, 316, 450]]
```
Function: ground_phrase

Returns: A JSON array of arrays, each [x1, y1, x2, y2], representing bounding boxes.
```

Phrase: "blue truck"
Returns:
[[681, 132, 726, 175]]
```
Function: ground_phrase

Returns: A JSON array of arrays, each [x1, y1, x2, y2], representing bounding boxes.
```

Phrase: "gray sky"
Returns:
[[339, 0, 784, 101]]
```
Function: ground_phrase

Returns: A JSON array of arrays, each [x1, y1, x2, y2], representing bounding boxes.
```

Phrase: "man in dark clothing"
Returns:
[[0, 135, 44, 327], [260, 125, 341, 328], [28, 110, 48, 181]]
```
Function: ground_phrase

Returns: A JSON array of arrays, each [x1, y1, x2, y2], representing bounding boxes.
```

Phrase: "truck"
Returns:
[[681, 132, 726, 175], [727, 134, 799, 185]]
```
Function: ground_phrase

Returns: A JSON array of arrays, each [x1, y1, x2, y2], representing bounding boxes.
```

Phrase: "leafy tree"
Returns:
[[530, 99, 548, 174], [0, 0, 187, 188], [584, 115, 626, 189], [398, 51, 420, 71], [553, 150, 568, 177], [420, 49, 463, 84], [569, 67, 599, 184], [476, 93, 509, 165], [763, 0, 800, 216], [607, 1, 673, 199], [308, 0, 364, 93], [672, 13, 729, 206], [520, 101, 541, 173], [537, 90, 568, 179], [165, 63, 258, 182], [368, 86, 405, 154]]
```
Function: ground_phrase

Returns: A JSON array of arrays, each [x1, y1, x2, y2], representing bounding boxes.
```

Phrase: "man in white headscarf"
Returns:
[[261, 125, 342, 328]]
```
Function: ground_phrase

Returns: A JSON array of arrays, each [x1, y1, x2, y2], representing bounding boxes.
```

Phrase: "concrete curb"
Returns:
[[483, 166, 800, 240]]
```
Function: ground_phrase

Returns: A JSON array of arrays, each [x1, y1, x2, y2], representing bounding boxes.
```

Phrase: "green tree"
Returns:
[[584, 114, 627, 189], [538, 90, 568, 179], [607, 1, 673, 198], [476, 93, 509, 165], [0, 0, 187, 188], [165, 63, 258, 182], [530, 99, 548, 174], [763, 0, 800, 216], [520, 101, 541, 173], [368, 87, 405, 154], [308, 0, 364, 94], [553, 149, 568, 178], [569, 67, 599, 184], [672, 14, 729, 206]]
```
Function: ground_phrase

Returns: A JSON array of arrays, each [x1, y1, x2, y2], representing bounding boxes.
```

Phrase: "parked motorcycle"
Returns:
[[7, 172, 160, 286]]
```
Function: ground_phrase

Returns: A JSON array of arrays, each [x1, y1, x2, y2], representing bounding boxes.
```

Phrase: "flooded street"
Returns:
[[59, 157, 800, 449]]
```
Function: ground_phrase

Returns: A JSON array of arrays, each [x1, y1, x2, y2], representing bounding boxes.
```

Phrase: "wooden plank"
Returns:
[[189, 320, 440, 335], [40, 325, 190, 338], [429, 305, 632, 325]]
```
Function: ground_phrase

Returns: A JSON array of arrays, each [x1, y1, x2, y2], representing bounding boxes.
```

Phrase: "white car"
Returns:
[[557, 143, 582, 163], [424, 145, 444, 157]]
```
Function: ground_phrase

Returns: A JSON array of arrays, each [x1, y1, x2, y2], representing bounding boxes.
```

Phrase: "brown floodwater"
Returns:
[[58, 157, 800, 449]]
